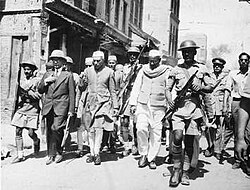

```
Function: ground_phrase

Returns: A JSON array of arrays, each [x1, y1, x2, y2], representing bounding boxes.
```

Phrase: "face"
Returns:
[[213, 63, 224, 73], [182, 48, 196, 63], [23, 66, 34, 78], [108, 60, 116, 69], [51, 57, 64, 69], [128, 52, 139, 63], [149, 56, 161, 70], [239, 54, 249, 69], [93, 56, 104, 70]]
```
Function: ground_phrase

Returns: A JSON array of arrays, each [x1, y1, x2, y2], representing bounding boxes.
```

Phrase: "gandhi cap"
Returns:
[[149, 49, 161, 57], [49, 50, 66, 61], [212, 57, 226, 65], [108, 55, 117, 61], [92, 51, 104, 59], [85, 57, 93, 66], [128, 46, 140, 53]]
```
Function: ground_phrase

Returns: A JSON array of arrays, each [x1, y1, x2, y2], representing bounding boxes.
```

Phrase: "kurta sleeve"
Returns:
[[109, 70, 119, 109]]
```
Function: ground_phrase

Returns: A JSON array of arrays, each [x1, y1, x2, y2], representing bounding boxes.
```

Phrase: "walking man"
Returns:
[[166, 40, 214, 187], [38, 50, 75, 165], [78, 51, 118, 165], [11, 61, 41, 163], [129, 50, 171, 169]]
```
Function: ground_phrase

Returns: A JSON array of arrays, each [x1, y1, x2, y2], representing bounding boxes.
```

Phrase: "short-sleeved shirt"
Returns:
[[239, 71, 250, 98], [225, 70, 249, 98]]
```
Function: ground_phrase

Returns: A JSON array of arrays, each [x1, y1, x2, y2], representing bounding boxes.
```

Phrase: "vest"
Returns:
[[137, 71, 167, 107]]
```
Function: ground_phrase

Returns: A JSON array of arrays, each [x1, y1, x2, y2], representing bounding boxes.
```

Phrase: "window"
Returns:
[[134, 0, 139, 25], [115, 0, 120, 28], [105, 0, 111, 22], [89, 0, 96, 15], [130, 0, 134, 23], [122, 2, 127, 32]]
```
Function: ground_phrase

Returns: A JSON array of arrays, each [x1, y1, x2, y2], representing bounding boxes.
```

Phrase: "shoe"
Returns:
[[109, 146, 116, 154], [169, 168, 181, 187], [55, 154, 63, 163], [204, 148, 213, 157], [221, 150, 231, 158], [86, 155, 94, 163], [46, 156, 54, 165], [149, 160, 157, 170], [34, 138, 40, 157], [76, 150, 84, 158], [214, 153, 221, 160], [138, 155, 148, 168], [94, 154, 101, 165], [122, 149, 130, 157], [181, 171, 190, 186], [232, 162, 241, 169], [11, 156, 25, 164], [131, 145, 139, 155]]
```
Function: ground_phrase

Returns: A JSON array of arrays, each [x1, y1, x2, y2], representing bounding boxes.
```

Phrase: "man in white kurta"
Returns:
[[129, 50, 171, 169]]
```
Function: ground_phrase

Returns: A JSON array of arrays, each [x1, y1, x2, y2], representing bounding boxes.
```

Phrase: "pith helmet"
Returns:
[[65, 56, 74, 64], [127, 46, 140, 54], [49, 50, 66, 61], [178, 40, 200, 51], [21, 60, 37, 70], [212, 57, 226, 65]]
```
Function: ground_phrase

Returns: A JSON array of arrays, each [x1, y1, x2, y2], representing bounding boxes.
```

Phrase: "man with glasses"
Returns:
[[78, 51, 118, 165], [224, 52, 250, 169], [38, 50, 75, 165]]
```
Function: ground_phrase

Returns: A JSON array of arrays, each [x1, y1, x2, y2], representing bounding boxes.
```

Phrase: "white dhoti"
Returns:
[[135, 103, 165, 162]]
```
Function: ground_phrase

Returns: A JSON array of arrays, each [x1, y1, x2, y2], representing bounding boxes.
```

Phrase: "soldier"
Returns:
[[75, 57, 93, 157], [78, 51, 118, 165], [11, 61, 41, 163], [120, 46, 142, 156], [129, 49, 171, 169], [224, 52, 250, 169], [38, 50, 75, 165], [166, 40, 214, 187], [204, 58, 228, 162]]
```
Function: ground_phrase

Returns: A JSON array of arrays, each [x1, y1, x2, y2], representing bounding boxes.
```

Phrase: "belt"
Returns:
[[233, 97, 241, 101]]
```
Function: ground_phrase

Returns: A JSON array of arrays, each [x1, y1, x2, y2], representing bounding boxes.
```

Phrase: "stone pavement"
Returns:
[[1, 123, 250, 190]]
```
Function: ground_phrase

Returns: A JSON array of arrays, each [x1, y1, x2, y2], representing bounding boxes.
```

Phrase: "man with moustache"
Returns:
[[38, 50, 75, 165]]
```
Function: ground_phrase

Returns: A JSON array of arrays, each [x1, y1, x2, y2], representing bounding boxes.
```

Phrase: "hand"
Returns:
[[74, 107, 78, 113], [191, 83, 201, 92], [168, 100, 175, 110], [130, 105, 136, 115], [235, 139, 248, 161], [222, 106, 228, 116], [113, 108, 119, 116], [68, 112, 74, 117]]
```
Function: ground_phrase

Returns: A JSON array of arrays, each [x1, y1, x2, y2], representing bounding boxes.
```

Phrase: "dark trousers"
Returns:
[[45, 108, 66, 157]]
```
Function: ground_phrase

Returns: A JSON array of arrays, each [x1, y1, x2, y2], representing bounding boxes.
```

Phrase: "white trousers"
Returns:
[[88, 128, 103, 156], [136, 104, 165, 162]]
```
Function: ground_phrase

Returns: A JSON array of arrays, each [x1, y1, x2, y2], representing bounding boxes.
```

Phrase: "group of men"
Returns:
[[10, 39, 250, 187]]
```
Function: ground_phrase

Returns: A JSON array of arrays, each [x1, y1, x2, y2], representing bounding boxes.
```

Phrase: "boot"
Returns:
[[12, 137, 25, 164]]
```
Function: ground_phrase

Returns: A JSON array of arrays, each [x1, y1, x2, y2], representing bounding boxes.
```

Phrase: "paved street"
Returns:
[[1, 123, 250, 190]]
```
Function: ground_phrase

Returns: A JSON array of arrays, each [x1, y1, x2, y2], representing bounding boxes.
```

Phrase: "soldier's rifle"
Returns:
[[117, 40, 149, 115], [161, 70, 199, 124], [11, 42, 24, 120]]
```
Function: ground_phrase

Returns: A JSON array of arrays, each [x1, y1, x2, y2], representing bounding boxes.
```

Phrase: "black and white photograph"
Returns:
[[1, 0, 250, 189]]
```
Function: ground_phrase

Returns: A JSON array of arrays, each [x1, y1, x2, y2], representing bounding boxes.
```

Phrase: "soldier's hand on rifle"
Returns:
[[68, 112, 74, 117], [191, 81, 201, 92], [130, 105, 136, 115], [113, 108, 119, 116], [167, 100, 175, 111]]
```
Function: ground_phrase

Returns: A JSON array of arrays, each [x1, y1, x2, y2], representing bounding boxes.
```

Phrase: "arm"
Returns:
[[129, 69, 143, 106], [68, 73, 76, 115], [109, 70, 119, 109]]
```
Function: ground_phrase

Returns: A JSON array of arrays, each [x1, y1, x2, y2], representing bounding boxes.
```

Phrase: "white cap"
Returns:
[[92, 51, 104, 59], [149, 49, 161, 57], [85, 57, 93, 66], [65, 56, 74, 64], [108, 55, 117, 61]]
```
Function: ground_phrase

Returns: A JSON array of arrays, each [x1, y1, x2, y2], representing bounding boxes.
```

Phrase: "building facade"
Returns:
[[0, 0, 157, 108], [142, 0, 180, 66]]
